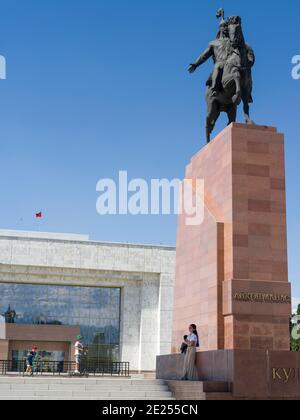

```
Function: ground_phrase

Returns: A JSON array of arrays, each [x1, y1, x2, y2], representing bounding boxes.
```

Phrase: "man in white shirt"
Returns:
[[74, 335, 84, 374]]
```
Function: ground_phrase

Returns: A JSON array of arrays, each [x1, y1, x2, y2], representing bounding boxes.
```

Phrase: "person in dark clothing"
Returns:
[[180, 335, 189, 354], [26, 346, 37, 376]]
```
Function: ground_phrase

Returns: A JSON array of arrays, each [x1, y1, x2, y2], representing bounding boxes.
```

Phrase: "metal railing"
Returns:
[[0, 360, 130, 377]]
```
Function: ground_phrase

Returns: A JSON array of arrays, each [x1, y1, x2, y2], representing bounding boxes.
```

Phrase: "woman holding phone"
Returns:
[[181, 324, 199, 381]]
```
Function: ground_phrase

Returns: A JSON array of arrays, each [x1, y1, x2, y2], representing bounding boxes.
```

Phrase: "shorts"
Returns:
[[75, 355, 81, 364]]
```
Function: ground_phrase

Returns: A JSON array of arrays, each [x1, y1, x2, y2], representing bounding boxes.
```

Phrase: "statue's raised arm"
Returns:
[[188, 45, 214, 74]]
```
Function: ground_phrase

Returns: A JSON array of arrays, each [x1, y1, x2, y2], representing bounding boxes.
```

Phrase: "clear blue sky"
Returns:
[[0, 1, 299, 294]]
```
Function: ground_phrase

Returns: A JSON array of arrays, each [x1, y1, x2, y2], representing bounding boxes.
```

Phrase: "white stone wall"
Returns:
[[0, 231, 176, 371]]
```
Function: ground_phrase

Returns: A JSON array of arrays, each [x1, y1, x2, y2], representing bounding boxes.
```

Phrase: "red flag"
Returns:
[[35, 212, 42, 219]]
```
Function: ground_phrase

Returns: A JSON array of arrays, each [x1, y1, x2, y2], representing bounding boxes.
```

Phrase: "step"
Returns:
[[0, 377, 165, 385], [0, 377, 173, 401], [167, 381, 230, 393], [0, 396, 176, 401], [84, 385, 169, 392], [108, 391, 173, 398], [165, 381, 232, 400], [205, 392, 234, 401], [172, 394, 206, 401], [0, 384, 169, 391], [1, 390, 172, 398]]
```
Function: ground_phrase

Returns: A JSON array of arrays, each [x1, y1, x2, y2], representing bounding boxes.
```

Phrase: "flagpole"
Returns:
[[35, 212, 43, 233]]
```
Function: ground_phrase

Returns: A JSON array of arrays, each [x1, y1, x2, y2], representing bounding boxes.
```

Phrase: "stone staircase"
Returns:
[[166, 381, 233, 400], [0, 376, 175, 400]]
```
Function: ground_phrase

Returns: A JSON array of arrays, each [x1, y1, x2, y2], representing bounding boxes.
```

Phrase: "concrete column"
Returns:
[[138, 277, 160, 371], [158, 274, 175, 356], [119, 283, 142, 371]]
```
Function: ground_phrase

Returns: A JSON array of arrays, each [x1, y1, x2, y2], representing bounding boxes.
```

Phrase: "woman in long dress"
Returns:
[[181, 324, 199, 381]]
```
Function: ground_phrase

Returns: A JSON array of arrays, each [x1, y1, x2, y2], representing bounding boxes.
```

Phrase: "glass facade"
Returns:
[[12, 350, 66, 373], [0, 283, 121, 363]]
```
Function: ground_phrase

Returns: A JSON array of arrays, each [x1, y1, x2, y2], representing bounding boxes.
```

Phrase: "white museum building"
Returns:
[[0, 230, 176, 372]]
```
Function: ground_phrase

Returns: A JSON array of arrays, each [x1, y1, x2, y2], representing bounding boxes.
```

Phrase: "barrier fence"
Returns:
[[0, 359, 130, 377]]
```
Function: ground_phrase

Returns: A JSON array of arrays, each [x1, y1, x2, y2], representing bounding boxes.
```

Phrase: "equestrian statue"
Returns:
[[189, 9, 255, 143]]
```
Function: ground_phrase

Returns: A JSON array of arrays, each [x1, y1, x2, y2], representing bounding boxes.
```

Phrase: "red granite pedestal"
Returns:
[[157, 124, 296, 400]]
